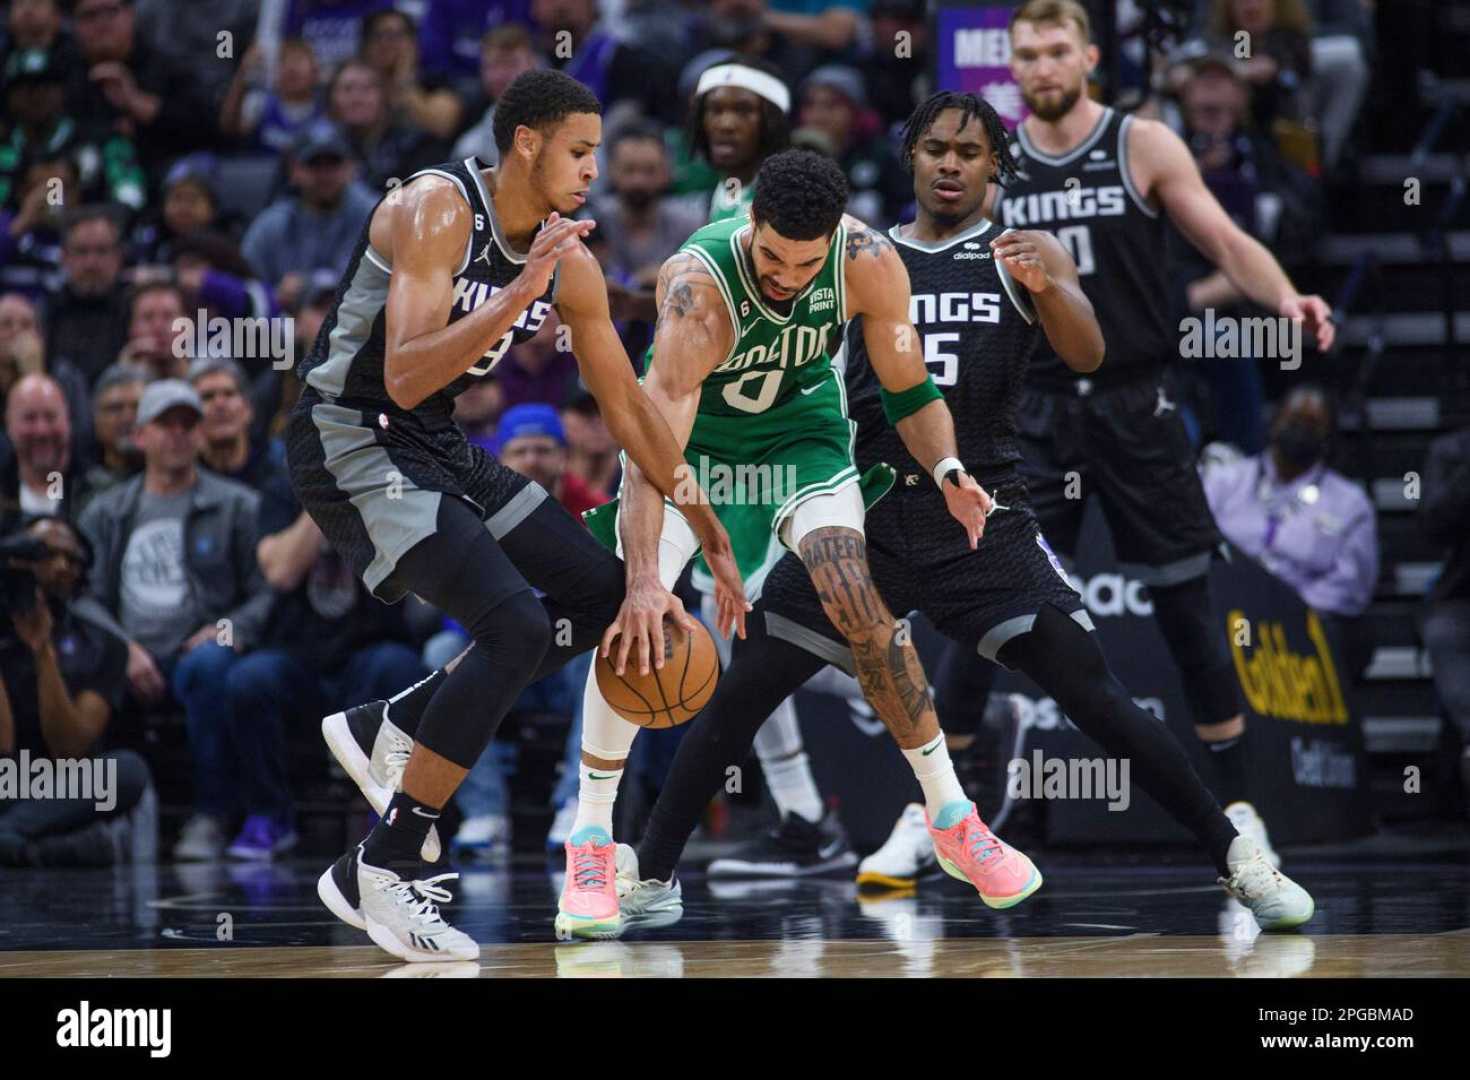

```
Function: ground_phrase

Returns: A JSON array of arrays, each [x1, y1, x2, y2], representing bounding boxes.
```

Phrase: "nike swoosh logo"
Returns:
[[589, 773, 617, 780], [800, 381, 826, 395], [818, 840, 843, 858], [410, 807, 440, 818], [921, 743, 940, 755]]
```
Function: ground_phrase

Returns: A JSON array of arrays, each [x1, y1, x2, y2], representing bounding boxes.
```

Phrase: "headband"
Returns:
[[695, 63, 791, 115]]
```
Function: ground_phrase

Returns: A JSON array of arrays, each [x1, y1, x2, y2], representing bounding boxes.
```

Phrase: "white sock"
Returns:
[[754, 699, 823, 823], [572, 663, 640, 837], [901, 733, 967, 818]]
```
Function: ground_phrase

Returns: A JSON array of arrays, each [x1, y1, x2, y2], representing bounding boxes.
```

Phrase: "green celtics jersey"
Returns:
[[676, 215, 849, 419], [707, 177, 754, 223]]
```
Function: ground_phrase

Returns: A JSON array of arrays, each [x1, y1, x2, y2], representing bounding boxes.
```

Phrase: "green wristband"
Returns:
[[880, 375, 943, 425]]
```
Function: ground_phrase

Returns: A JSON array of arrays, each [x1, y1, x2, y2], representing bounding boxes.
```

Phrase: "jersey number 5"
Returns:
[[922, 331, 960, 387]]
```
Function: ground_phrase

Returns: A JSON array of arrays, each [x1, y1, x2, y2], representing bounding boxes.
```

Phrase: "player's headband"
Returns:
[[695, 63, 791, 115]]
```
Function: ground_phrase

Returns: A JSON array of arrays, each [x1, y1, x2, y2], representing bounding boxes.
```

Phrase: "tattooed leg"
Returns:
[[798, 526, 940, 750]]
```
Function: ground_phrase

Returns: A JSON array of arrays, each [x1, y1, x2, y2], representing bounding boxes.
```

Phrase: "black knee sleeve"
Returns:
[[934, 639, 999, 737], [1148, 575, 1244, 727]]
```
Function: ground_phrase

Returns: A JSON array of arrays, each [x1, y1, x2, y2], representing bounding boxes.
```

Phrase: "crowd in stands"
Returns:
[[0, 0, 1451, 866]]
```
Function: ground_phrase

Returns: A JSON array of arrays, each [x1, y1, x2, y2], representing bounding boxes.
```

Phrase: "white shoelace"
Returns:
[[379, 733, 413, 791], [376, 871, 459, 927], [1224, 853, 1284, 900]]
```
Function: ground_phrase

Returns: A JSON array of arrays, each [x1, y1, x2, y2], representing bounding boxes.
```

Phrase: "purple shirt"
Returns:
[[1203, 453, 1380, 616]]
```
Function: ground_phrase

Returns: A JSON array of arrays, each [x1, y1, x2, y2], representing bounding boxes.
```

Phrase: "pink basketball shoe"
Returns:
[[926, 801, 1042, 909], [554, 826, 622, 941]]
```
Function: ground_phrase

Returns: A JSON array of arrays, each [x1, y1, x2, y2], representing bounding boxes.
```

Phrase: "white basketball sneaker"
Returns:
[[1224, 801, 1280, 869], [856, 803, 937, 889], [346, 846, 478, 962], [322, 701, 442, 862], [1219, 834, 1314, 932], [614, 843, 684, 929]]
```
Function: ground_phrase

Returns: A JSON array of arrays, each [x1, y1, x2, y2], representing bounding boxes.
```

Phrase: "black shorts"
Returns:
[[760, 472, 1091, 670], [286, 390, 544, 602], [1016, 369, 1223, 586]]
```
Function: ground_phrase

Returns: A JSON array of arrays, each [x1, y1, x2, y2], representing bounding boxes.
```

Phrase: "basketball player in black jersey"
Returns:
[[288, 69, 748, 963], [613, 91, 1315, 934], [990, 0, 1335, 862]]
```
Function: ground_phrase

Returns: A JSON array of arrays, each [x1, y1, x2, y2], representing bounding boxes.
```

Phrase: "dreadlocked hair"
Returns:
[[900, 91, 1021, 186]]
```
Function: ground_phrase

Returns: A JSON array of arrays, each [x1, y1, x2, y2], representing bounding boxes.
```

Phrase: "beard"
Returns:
[[1025, 82, 1082, 122]]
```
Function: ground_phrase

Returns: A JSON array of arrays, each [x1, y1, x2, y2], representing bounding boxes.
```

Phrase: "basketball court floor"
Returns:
[[3, 836, 1466, 979]]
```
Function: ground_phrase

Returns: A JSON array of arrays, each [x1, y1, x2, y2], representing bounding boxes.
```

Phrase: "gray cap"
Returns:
[[294, 122, 352, 163], [93, 361, 150, 398], [801, 65, 867, 110], [137, 379, 203, 427]]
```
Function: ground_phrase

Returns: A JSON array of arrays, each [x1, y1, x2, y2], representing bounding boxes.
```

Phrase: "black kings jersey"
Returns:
[[998, 107, 1170, 389], [843, 218, 1040, 483], [297, 156, 558, 431]]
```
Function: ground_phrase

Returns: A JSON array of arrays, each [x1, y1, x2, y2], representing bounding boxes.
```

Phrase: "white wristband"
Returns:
[[932, 456, 964, 488]]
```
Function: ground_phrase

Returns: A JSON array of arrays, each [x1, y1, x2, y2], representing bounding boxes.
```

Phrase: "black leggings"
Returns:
[[638, 604, 1237, 882]]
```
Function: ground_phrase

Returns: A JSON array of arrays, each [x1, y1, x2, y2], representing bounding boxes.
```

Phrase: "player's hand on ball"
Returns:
[[990, 231, 1052, 294], [520, 212, 597, 295], [1280, 293, 1335, 352], [688, 517, 750, 640], [601, 574, 699, 677], [943, 471, 994, 549]]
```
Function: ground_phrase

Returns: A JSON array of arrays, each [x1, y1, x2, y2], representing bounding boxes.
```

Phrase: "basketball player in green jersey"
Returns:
[[555, 149, 1042, 941]]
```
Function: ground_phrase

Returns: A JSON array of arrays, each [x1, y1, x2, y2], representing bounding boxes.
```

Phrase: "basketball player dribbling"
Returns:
[[616, 91, 1315, 936], [286, 69, 747, 963]]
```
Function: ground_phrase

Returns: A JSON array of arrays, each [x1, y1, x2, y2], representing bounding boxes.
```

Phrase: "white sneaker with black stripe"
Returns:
[[614, 843, 684, 930], [360, 850, 478, 962], [322, 701, 442, 862]]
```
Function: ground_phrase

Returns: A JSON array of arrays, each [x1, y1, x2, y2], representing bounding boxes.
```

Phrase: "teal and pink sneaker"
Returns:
[[926, 801, 1042, 909], [554, 826, 622, 941]]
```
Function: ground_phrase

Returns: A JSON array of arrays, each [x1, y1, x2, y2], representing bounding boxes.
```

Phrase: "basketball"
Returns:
[[595, 618, 720, 728]]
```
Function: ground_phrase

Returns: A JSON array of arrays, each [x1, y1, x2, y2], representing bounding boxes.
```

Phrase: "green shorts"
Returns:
[[584, 368, 894, 597]]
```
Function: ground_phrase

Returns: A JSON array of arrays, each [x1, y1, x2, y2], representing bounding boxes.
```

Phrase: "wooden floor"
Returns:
[[2, 849, 1467, 979], [2, 931, 1468, 979]]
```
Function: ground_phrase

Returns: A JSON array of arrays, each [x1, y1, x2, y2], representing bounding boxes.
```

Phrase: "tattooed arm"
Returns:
[[843, 220, 994, 548], [603, 252, 748, 672]]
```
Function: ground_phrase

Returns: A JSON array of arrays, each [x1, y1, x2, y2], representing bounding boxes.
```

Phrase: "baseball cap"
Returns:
[[496, 403, 566, 453], [294, 122, 352, 164], [801, 65, 868, 110], [136, 379, 203, 427]]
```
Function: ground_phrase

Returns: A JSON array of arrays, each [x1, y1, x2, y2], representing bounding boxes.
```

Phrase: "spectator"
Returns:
[[72, 362, 146, 518], [452, 24, 542, 165], [0, 373, 75, 527], [45, 206, 132, 387], [231, 435, 426, 860], [0, 296, 91, 452], [532, 0, 681, 127], [560, 389, 619, 496], [454, 378, 505, 448], [327, 59, 447, 190], [1203, 0, 1314, 132], [448, 403, 608, 856], [67, 0, 217, 177], [132, 0, 257, 111], [588, 124, 705, 298], [252, 269, 336, 441], [1419, 427, 1470, 810], [796, 64, 911, 226], [117, 281, 188, 381], [1202, 387, 1378, 661], [764, 0, 868, 55], [172, 231, 282, 331], [419, 0, 534, 97], [129, 161, 224, 267], [0, 155, 75, 302], [0, 515, 152, 867], [691, 0, 818, 94], [2, 45, 146, 215], [220, 38, 328, 156], [359, 9, 465, 141], [276, 0, 394, 78], [495, 308, 580, 412], [240, 123, 377, 308], [189, 357, 288, 492], [2, 0, 69, 56], [1168, 53, 1322, 451], [78, 379, 271, 861], [860, 0, 931, 132]]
